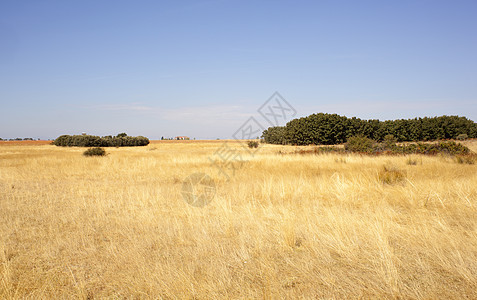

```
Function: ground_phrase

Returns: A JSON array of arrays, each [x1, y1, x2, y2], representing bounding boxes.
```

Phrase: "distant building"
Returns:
[[82, 132, 86, 135], [175, 136, 190, 140]]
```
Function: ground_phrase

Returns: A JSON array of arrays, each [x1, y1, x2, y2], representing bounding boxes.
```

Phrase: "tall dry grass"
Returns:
[[1, 140, 476, 298]]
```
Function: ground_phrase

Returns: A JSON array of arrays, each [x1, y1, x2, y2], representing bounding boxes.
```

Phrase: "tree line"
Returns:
[[0, 137, 38, 141], [262, 114, 477, 145], [53, 133, 149, 147]]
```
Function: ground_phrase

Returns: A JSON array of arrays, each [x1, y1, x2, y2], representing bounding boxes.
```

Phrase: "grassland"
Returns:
[[1, 140, 477, 299]]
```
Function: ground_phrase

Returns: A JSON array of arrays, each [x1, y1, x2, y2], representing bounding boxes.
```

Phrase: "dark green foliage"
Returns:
[[247, 141, 259, 148], [383, 134, 397, 149], [394, 141, 469, 156], [380, 140, 469, 155], [262, 114, 477, 145], [261, 126, 288, 144], [53, 134, 149, 147], [456, 134, 468, 141], [294, 139, 471, 156], [345, 135, 375, 152], [284, 113, 350, 145], [83, 147, 106, 156]]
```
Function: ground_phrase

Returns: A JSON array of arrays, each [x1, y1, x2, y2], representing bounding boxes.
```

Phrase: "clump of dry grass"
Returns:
[[455, 154, 476, 165], [378, 165, 406, 185], [0, 140, 476, 298], [406, 156, 421, 165]]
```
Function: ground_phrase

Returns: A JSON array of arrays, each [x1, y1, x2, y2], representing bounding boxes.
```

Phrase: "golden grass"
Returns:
[[1, 140, 476, 298]]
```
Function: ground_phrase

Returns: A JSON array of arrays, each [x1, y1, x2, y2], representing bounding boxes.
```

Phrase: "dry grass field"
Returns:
[[1, 140, 477, 299]]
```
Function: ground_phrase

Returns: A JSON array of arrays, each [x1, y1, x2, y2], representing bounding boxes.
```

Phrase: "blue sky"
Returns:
[[1, 0, 476, 139]]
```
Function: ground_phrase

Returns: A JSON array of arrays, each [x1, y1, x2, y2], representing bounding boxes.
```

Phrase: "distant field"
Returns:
[[0, 139, 237, 146], [0, 140, 52, 146], [1, 140, 476, 298]]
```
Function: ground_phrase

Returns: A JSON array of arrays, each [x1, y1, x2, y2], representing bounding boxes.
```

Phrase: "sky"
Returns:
[[1, 0, 476, 140]]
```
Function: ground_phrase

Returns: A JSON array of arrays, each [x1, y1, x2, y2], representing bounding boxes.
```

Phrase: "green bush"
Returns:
[[383, 134, 397, 148], [394, 141, 469, 155], [53, 134, 149, 147], [83, 147, 106, 156], [292, 139, 472, 157], [456, 133, 468, 141], [248, 140, 259, 149], [345, 135, 375, 153]]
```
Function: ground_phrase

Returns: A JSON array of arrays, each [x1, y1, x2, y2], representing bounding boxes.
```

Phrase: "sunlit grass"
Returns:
[[1, 140, 476, 298]]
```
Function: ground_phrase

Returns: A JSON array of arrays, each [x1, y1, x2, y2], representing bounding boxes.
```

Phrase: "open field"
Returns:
[[1, 140, 477, 298], [0, 140, 52, 146]]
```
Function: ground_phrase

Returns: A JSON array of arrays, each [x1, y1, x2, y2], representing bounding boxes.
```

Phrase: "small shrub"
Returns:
[[456, 133, 468, 141], [378, 165, 406, 185], [83, 147, 106, 157], [53, 134, 149, 147], [435, 141, 470, 155], [287, 138, 473, 158], [383, 134, 397, 148], [248, 141, 259, 149], [345, 135, 375, 153]]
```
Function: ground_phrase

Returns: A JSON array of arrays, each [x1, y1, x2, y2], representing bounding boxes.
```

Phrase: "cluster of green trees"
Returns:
[[53, 133, 149, 147], [262, 114, 477, 145]]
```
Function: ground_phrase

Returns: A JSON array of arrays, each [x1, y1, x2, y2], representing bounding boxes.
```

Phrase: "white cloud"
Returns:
[[94, 103, 154, 112], [158, 105, 253, 122], [91, 102, 260, 125], [86, 102, 275, 139]]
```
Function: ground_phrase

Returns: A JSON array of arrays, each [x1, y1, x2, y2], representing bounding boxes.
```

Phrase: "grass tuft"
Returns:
[[455, 154, 476, 165], [378, 165, 406, 185]]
